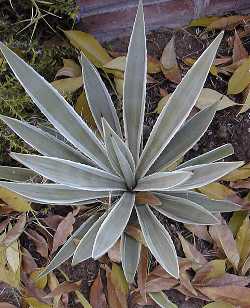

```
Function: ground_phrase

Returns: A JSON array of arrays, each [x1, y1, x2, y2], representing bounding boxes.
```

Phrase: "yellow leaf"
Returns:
[[104, 56, 126, 71], [0, 265, 20, 288], [24, 297, 52, 308], [207, 15, 250, 30], [6, 240, 20, 273], [239, 85, 250, 114], [154, 94, 171, 114], [197, 183, 235, 200], [228, 56, 250, 94], [75, 92, 96, 129], [30, 268, 48, 289], [189, 16, 220, 27], [195, 88, 237, 111], [64, 30, 111, 67], [229, 211, 248, 236], [51, 76, 83, 94], [111, 263, 129, 295], [55, 59, 82, 78], [75, 290, 92, 308], [203, 301, 235, 308], [0, 187, 32, 212], [236, 215, 250, 268], [222, 162, 250, 181], [114, 77, 124, 97]]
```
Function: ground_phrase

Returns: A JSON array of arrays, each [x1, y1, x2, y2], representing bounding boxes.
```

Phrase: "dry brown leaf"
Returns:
[[228, 56, 250, 95], [108, 239, 121, 263], [22, 247, 38, 274], [209, 219, 240, 270], [228, 211, 248, 236], [125, 224, 146, 245], [238, 84, 250, 114], [90, 272, 107, 308], [161, 36, 181, 84], [42, 215, 64, 231], [55, 59, 81, 78], [2, 214, 26, 246], [183, 57, 218, 76], [6, 240, 20, 273], [180, 270, 198, 296], [0, 218, 10, 232], [184, 225, 212, 243], [222, 162, 250, 181], [51, 76, 83, 94], [145, 276, 177, 293], [45, 280, 81, 298], [192, 260, 226, 285], [135, 192, 161, 206], [197, 183, 235, 200], [51, 211, 75, 254], [198, 285, 250, 307], [0, 304, 17, 308], [233, 30, 248, 64], [27, 229, 48, 259], [75, 92, 97, 129], [178, 233, 207, 270], [0, 187, 32, 212], [202, 273, 250, 287], [137, 245, 148, 303], [207, 15, 250, 30]]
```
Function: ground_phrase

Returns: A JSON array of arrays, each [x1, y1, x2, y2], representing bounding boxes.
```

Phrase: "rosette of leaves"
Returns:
[[0, 2, 243, 281]]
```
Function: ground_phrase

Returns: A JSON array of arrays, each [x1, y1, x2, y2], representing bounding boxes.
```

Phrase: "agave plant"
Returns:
[[0, 2, 243, 281]]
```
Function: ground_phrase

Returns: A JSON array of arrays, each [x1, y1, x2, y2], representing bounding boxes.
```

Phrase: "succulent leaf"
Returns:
[[136, 204, 179, 278], [121, 233, 141, 283], [92, 192, 135, 259], [153, 193, 219, 225], [10, 153, 126, 191], [136, 32, 224, 178], [0, 166, 37, 182], [123, 0, 147, 164], [80, 54, 122, 137]]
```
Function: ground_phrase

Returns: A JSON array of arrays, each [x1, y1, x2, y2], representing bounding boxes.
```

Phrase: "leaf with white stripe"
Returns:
[[0, 182, 115, 204], [0, 166, 37, 182], [42, 215, 97, 276], [172, 161, 244, 191], [72, 213, 106, 265], [135, 171, 192, 191], [0, 115, 91, 165], [102, 118, 135, 175], [11, 153, 126, 191], [164, 191, 241, 212], [136, 205, 179, 278], [148, 104, 217, 174], [153, 193, 219, 225], [136, 32, 224, 178], [123, 0, 147, 163], [121, 233, 141, 283], [0, 43, 111, 171], [80, 54, 122, 137], [178, 144, 234, 169], [111, 138, 135, 189], [92, 192, 135, 259]]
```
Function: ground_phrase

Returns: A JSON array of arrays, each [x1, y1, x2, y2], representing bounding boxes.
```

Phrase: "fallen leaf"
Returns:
[[228, 56, 250, 95], [233, 30, 248, 64], [198, 285, 250, 307], [75, 92, 96, 129], [125, 225, 146, 245], [75, 290, 92, 308], [22, 247, 38, 274], [180, 270, 198, 296], [51, 211, 75, 254], [178, 234, 207, 270], [114, 77, 124, 97], [189, 16, 220, 27], [2, 213, 26, 246], [108, 239, 121, 263], [145, 276, 177, 293], [0, 187, 32, 212], [207, 15, 250, 30], [30, 268, 48, 289], [0, 265, 20, 288], [222, 162, 250, 181], [0, 304, 17, 308], [198, 183, 235, 200], [55, 59, 82, 78], [185, 225, 212, 243], [203, 301, 235, 308], [192, 260, 226, 285], [160, 36, 181, 84], [135, 192, 161, 206], [51, 76, 83, 94], [27, 229, 48, 259], [0, 218, 10, 232], [42, 214, 64, 231], [90, 271, 107, 308], [209, 219, 240, 270], [45, 280, 81, 298], [236, 215, 250, 269], [24, 297, 52, 308], [202, 273, 250, 287], [149, 291, 177, 308], [137, 245, 148, 303], [241, 254, 250, 275], [64, 30, 112, 67], [238, 84, 250, 114], [183, 58, 218, 77], [228, 211, 248, 236], [6, 240, 20, 273], [47, 272, 62, 307]]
